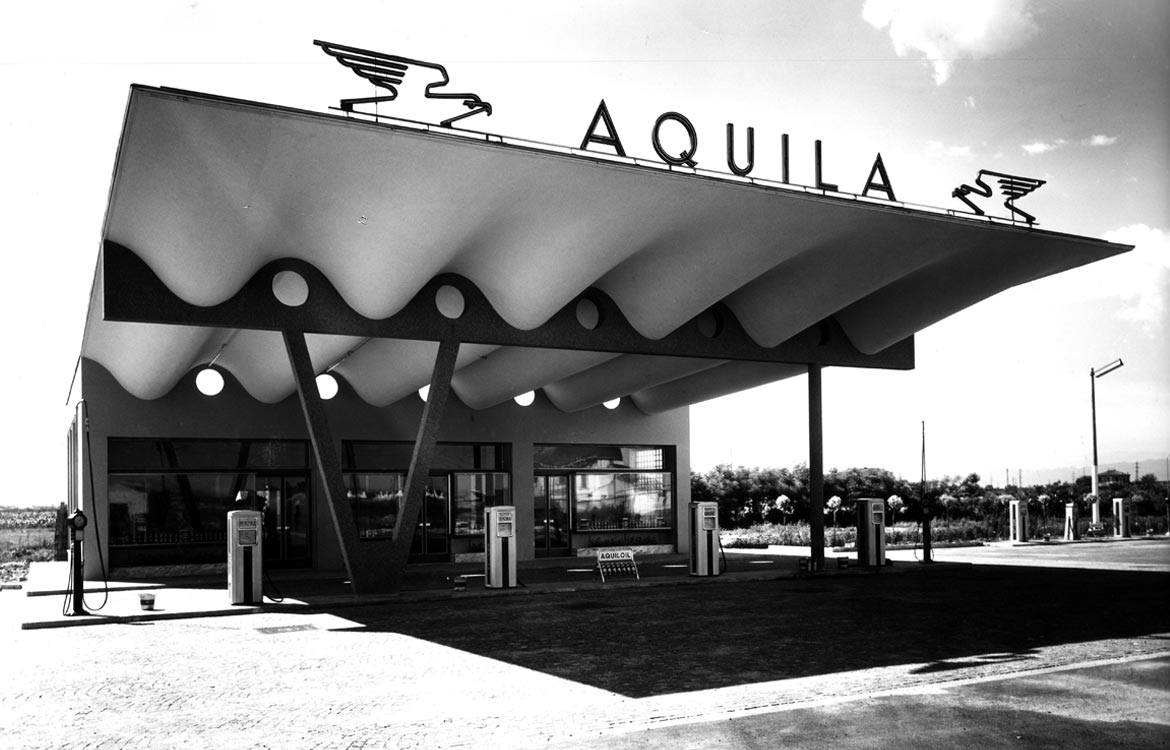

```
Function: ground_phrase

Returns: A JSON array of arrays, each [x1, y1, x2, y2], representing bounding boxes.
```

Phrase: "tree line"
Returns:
[[691, 464, 1169, 529]]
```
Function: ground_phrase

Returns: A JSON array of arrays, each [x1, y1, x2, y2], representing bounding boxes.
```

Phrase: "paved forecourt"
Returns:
[[2, 603, 1167, 749], [2, 539, 1167, 748], [883, 536, 1170, 571]]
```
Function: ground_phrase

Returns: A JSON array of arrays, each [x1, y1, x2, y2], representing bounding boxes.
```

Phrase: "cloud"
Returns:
[[1022, 139, 1066, 155], [963, 96, 976, 109], [1101, 225, 1170, 331], [1023, 134, 1119, 155], [1036, 225, 1169, 334], [862, 0, 1040, 85], [926, 139, 974, 158], [1085, 134, 1118, 147]]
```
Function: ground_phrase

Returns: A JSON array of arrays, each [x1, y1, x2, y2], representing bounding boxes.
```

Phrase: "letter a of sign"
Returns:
[[580, 100, 627, 157], [862, 153, 897, 201]]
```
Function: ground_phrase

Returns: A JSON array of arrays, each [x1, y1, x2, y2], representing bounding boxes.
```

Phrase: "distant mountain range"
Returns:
[[1003, 454, 1170, 487]]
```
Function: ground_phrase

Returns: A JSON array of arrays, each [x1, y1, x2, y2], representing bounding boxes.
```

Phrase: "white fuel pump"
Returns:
[[1064, 501, 1078, 540], [484, 506, 517, 588], [689, 501, 720, 576], [1112, 497, 1131, 538], [856, 498, 886, 567], [228, 510, 263, 605], [1009, 499, 1028, 542]]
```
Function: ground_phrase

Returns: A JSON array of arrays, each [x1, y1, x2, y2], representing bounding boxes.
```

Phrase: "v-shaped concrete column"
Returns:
[[284, 330, 460, 594]]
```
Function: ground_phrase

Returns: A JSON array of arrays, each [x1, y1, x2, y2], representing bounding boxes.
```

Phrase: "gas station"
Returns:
[[62, 47, 1131, 602]]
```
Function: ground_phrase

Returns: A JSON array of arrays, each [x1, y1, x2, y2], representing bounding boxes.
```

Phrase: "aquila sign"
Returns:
[[316, 41, 1045, 225], [578, 99, 898, 202]]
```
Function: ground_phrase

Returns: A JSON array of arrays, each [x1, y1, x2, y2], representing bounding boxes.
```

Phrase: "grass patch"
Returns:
[[0, 506, 59, 582], [0, 527, 56, 563]]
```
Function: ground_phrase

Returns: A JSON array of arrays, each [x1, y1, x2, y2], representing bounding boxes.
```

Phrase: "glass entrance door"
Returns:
[[410, 476, 450, 561], [256, 474, 311, 567], [534, 474, 571, 556]]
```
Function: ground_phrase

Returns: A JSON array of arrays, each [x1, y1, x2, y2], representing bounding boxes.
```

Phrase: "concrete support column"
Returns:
[[808, 364, 825, 570]]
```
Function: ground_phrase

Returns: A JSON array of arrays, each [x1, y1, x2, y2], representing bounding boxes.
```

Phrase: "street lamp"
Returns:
[[1090, 358, 1124, 524]]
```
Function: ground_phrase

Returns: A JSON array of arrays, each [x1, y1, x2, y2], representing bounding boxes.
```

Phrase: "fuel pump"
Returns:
[[1063, 501, 1078, 540], [689, 501, 721, 576], [68, 510, 87, 615], [1112, 497, 1131, 538], [1008, 499, 1028, 542], [227, 510, 263, 605], [484, 506, 517, 588], [856, 498, 886, 567]]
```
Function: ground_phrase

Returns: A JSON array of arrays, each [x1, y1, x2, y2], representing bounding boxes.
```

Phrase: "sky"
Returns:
[[1, 0, 1167, 503]]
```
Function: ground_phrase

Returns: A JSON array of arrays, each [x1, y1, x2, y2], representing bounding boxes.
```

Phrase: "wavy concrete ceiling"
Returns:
[[80, 87, 1129, 414]]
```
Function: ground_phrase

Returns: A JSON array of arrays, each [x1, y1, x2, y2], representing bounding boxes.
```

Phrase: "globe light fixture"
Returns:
[[195, 368, 225, 396], [316, 372, 339, 400]]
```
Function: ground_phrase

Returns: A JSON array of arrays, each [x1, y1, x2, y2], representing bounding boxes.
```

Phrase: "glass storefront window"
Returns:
[[108, 439, 307, 471], [452, 473, 511, 536], [574, 472, 671, 531], [245, 441, 309, 469], [108, 473, 243, 545], [345, 442, 510, 472], [534, 445, 666, 471], [346, 443, 415, 471], [346, 473, 405, 539]]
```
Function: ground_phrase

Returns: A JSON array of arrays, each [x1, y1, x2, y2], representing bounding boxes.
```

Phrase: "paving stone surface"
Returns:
[[2, 603, 1167, 749], [2, 540, 1167, 748]]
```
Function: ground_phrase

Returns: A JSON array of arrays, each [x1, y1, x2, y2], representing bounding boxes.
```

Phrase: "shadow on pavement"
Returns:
[[323, 564, 1170, 698], [560, 692, 1170, 749], [911, 649, 1040, 674]]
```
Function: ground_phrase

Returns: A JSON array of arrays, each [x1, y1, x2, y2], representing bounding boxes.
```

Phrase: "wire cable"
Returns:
[[81, 401, 110, 611], [262, 566, 285, 603]]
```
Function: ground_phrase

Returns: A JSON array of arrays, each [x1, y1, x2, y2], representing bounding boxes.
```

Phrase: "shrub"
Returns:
[[721, 519, 993, 548]]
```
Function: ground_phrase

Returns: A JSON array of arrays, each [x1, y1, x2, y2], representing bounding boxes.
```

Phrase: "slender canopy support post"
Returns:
[[284, 329, 360, 594], [808, 363, 825, 570], [385, 337, 460, 587]]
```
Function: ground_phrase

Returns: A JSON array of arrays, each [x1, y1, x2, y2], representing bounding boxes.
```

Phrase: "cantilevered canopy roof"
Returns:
[[81, 86, 1129, 414]]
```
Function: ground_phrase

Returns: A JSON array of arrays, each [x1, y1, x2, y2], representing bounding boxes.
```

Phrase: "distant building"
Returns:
[[1098, 469, 1130, 490]]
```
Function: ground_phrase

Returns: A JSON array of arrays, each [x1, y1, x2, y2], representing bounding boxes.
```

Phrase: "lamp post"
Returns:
[[1090, 358, 1124, 524]]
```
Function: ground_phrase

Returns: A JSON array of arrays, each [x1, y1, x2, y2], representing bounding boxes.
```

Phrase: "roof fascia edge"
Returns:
[[100, 240, 914, 370]]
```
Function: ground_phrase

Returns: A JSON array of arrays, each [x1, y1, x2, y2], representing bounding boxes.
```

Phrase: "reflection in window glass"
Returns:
[[452, 473, 511, 536], [245, 441, 308, 469], [534, 445, 665, 470], [346, 473, 405, 539], [574, 472, 671, 531], [108, 474, 241, 545]]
